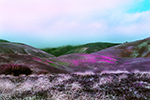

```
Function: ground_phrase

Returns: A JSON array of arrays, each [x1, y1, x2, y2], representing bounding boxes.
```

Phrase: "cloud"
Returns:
[[0, 0, 150, 47], [0, 0, 132, 33], [114, 11, 150, 35]]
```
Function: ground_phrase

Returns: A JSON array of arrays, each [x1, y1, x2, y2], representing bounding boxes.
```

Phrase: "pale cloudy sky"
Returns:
[[0, 0, 150, 48]]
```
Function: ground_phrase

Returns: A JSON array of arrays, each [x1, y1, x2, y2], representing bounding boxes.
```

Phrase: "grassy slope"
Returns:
[[41, 42, 120, 57]]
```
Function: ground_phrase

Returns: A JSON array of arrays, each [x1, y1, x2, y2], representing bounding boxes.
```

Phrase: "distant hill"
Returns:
[[0, 39, 10, 43], [0, 39, 54, 58], [41, 42, 120, 57], [92, 37, 150, 58]]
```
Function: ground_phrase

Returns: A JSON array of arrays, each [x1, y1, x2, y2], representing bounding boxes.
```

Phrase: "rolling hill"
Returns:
[[0, 37, 150, 99], [41, 42, 120, 57], [53, 37, 150, 73], [0, 39, 68, 75], [0, 37, 150, 75], [0, 39, 54, 58]]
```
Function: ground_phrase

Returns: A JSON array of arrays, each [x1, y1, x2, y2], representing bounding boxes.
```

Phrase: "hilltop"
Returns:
[[0, 39, 10, 43], [41, 42, 120, 57], [0, 39, 54, 58]]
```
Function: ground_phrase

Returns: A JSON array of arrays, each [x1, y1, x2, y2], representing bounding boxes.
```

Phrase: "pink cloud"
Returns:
[[0, 0, 132, 33], [0, 0, 149, 47]]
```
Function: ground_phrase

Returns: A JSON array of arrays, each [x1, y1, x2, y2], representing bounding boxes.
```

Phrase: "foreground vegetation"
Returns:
[[41, 42, 120, 57], [0, 72, 149, 100]]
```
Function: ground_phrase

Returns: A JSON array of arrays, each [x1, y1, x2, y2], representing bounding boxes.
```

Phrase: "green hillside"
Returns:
[[41, 42, 120, 57], [0, 39, 10, 43]]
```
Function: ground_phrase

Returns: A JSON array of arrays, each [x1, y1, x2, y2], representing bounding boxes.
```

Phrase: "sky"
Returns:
[[0, 0, 150, 48]]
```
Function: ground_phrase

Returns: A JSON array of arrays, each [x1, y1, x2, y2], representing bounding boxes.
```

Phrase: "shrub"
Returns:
[[0, 64, 32, 76]]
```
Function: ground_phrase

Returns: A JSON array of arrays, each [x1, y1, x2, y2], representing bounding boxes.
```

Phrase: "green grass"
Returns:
[[56, 61, 70, 66], [48, 62, 61, 68], [41, 42, 120, 57]]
